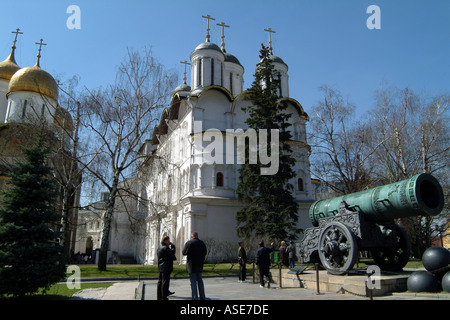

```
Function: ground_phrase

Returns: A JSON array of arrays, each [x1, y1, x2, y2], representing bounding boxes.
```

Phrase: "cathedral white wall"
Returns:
[[0, 79, 9, 123], [222, 62, 244, 97], [273, 62, 289, 98], [197, 90, 230, 132], [5, 91, 57, 124], [191, 49, 225, 91]]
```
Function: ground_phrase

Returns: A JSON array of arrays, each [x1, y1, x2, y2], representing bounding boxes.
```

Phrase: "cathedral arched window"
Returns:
[[198, 59, 202, 87], [216, 172, 224, 187], [298, 178, 304, 192], [229, 73, 233, 94], [211, 58, 214, 85], [21, 100, 28, 119]]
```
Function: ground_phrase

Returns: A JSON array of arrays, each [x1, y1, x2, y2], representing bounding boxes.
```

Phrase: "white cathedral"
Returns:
[[55, 18, 315, 265], [123, 19, 316, 265]]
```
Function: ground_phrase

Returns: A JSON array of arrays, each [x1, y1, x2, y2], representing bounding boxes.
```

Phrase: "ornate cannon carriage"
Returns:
[[296, 173, 444, 275]]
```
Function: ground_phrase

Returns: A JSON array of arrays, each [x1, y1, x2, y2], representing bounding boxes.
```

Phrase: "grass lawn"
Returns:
[[74, 260, 424, 280], [75, 263, 240, 279], [1, 282, 114, 300]]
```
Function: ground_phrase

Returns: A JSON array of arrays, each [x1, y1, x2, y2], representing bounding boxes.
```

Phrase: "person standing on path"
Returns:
[[182, 231, 207, 300], [237, 241, 248, 283], [255, 241, 274, 288], [286, 241, 296, 269], [279, 241, 289, 268], [157, 236, 176, 300]]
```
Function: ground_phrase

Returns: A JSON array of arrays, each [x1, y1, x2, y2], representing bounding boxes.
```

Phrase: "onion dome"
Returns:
[[8, 38, 58, 101], [8, 64, 58, 100], [0, 50, 20, 81], [268, 55, 288, 69], [171, 60, 191, 99], [259, 54, 288, 69], [171, 83, 191, 98], [8, 41, 58, 101], [0, 29, 22, 81], [192, 41, 223, 55], [224, 52, 242, 67]]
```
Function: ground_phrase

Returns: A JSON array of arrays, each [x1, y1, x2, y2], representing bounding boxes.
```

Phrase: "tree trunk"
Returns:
[[97, 180, 119, 271]]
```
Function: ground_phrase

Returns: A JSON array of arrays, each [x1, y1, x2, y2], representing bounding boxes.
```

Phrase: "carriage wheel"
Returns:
[[370, 224, 411, 272], [318, 221, 358, 275]]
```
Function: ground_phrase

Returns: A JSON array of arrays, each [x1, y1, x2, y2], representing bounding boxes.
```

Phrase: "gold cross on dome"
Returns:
[[202, 14, 216, 42], [180, 60, 191, 84], [35, 38, 47, 66], [216, 21, 230, 52], [264, 27, 276, 54], [11, 28, 23, 48]]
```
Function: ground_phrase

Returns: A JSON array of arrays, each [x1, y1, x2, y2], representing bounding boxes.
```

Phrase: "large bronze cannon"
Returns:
[[297, 173, 444, 274]]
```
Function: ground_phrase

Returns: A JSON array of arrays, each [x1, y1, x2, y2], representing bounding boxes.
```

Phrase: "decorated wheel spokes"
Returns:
[[318, 221, 358, 275], [370, 224, 411, 272]]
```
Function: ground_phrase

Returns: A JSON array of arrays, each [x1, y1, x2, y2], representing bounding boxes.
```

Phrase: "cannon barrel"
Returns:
[[309, 173, 444, 227]]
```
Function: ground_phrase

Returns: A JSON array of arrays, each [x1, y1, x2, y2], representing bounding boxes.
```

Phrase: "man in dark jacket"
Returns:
[[182, 231, 207, 300], [157, 236, 176, 300], [255, 241, 274, 288], [238, 241, 248, 283]]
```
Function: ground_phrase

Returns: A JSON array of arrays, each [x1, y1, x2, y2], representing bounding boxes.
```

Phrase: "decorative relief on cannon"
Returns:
[[297, 173, 444, 275]]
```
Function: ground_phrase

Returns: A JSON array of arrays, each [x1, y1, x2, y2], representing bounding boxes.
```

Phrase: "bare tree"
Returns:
[[48, 76, 84, 263], [367, 85, 449, 254], [308, 85, 375, 194], [79, 47, 176, 270]]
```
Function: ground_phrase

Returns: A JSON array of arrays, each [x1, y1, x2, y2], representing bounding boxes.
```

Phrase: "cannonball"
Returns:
[[422, 246, 450, 272], [407, 271, 440, 292], [442, 271, 450, 293]]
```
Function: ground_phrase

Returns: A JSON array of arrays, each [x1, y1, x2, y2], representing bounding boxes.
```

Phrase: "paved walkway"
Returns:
[[70, 281, 139, 300], [142, 276, 449, 300], [69, 276, 450, 300]]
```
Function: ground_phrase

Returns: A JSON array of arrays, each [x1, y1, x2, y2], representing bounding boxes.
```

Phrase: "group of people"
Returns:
[[253, 240, 296, 288], [157, 233, 296, 300], [157, 231, 207, 300]]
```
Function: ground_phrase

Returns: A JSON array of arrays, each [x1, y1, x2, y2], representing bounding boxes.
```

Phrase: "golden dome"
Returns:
[[0, 50, 20, 80], [8, 63, 58, 101]]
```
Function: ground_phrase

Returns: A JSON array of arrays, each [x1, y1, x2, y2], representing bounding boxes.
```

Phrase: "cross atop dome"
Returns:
[[5, 28, 23, 65], [264, 27, 276, 55], [202, 14, 215, 42], [35, 38, 47, 67], [216, 21, 230, 52], [180, 60, 191, 85], [11, 28, 23, 50]]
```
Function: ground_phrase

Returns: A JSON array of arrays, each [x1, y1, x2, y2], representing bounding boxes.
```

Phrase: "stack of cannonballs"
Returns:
[[407, 246, 450, 293]]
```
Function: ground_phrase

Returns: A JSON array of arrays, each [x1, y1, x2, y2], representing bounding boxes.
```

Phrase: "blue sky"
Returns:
[[0, 0, 449, 119]]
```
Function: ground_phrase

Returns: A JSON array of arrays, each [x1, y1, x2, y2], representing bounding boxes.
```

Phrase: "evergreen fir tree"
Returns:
[[0, 131, 65, 297], [235, 44, 300, 242]]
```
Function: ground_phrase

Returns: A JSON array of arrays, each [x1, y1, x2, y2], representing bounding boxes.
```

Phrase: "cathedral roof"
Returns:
[[8, 63, 59, 101], [259, 54, 288, 69], [171, 83, 191, 98], [194, 41, 222, 53], [0, 50, 20, 81], [224, 52, 242, 67]]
